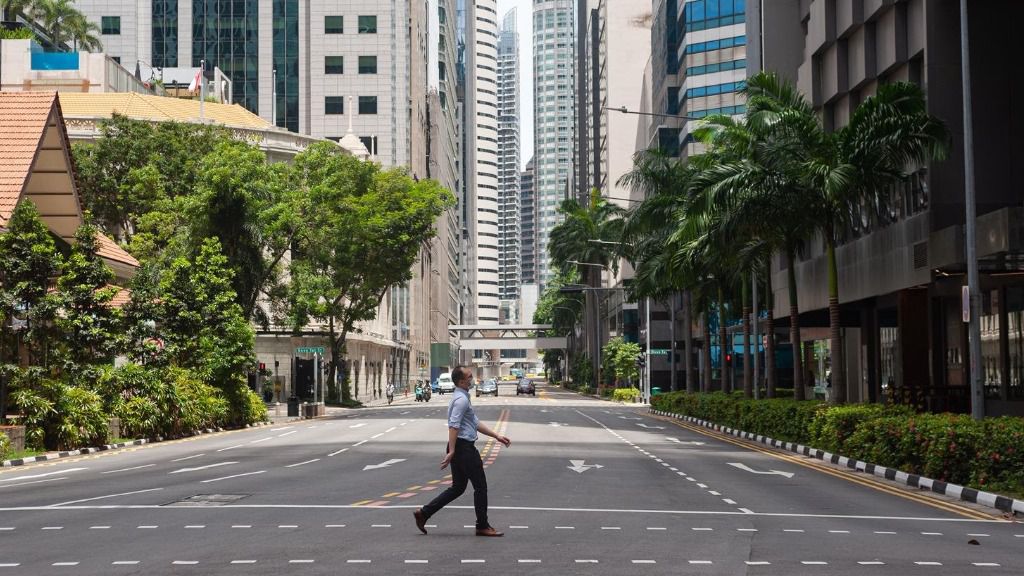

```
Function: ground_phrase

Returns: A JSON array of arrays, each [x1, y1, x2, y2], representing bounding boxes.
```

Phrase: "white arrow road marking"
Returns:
[[169, 462, 238, 474], [201, 470, 265, 483], [349, 423, 368, 429], [567, 460, 604, 474], [0, 468, 87, 482], [666, 437, 705, 445], [636, 423, 665, 430], [727, 462, 794, 478], [362, 459, 406, 471]]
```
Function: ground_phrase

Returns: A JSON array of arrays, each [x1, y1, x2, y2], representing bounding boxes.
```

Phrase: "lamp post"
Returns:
[[567, 260, 609, 395], [959, 0, 983, 420], [559, 281, 628, 398]]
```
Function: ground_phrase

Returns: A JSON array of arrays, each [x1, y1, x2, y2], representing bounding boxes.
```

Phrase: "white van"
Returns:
[[437, 372, 456, 394]]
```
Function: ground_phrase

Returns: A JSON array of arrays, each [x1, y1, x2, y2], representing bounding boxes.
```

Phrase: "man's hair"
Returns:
[[452, 365, 471, 385]]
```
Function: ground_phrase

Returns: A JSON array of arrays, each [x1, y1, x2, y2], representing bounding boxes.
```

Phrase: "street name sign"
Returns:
[[296, 346, 325, 354]]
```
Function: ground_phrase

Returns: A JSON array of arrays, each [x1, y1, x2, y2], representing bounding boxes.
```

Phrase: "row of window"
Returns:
[[683, 0, 746, 24], [683, 35, 746, 56], [686, 58, 746, 77], [101, 16, 120, 35], [324, 96, 378, 115], [325, 55, 377, 74], [325, 15, 377, 34], [683, 80, 746, 100], [688, 104, 747, 119]]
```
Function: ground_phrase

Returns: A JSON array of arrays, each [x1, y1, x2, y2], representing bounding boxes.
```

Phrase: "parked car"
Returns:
[[516, 378, 536, 396], [476, 378, 499, 397], [437, 372, 456, 394]]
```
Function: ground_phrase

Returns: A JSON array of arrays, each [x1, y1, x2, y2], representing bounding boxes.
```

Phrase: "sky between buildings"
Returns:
[[497, 0, 534, 170]]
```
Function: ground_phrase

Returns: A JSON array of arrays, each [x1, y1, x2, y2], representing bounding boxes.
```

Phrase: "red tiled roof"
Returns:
[[96, 232, 140, 267], [0, 91, 56, 227]]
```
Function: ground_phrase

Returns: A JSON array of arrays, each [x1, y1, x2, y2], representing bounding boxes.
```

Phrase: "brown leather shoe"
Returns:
[[413, 509, 428, 534], [475, 526, 504, 537]]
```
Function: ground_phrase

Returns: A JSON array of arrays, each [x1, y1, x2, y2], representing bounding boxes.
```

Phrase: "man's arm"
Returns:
[[440, 426, 459, 469], [477, 421, 511, 448]]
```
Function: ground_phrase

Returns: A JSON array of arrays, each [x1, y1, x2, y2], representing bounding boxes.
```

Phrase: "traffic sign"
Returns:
[[295, 346, 325, 354], [649, 349, 670, 356]]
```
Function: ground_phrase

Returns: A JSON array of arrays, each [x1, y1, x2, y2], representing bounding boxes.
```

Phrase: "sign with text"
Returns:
[[295, 346, 325, 354]]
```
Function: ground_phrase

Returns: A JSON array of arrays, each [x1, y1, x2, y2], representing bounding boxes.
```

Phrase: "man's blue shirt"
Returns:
[[447, 387, 479, 442]]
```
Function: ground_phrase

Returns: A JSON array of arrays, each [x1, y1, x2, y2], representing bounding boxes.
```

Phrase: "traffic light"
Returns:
[[725, 353, 733, 366]]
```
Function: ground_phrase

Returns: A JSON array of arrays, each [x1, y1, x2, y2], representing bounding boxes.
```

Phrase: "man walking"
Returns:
[[414, 366, 510, 537]]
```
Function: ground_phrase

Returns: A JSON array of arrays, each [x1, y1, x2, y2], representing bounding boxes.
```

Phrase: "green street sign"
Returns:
[[649, 349, 671, 356], [296, 346, 325, 354]]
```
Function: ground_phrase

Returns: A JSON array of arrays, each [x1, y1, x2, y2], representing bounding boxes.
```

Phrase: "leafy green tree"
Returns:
[[120, 262, 163, 364], [602, 337, 642, 386], [53, 221, 121, 382], [190, 141, 298, 327], [72, 116, 226, 245], [0, 200, 63, 368], [286, 142, 455, 403], [159, 238, 254, 390]]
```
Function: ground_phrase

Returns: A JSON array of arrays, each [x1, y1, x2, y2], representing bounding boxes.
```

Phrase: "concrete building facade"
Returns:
[[520, 157, 537, 286], [497, 9, 521, 307], [532, 0, 575, 287], [752, 0, 1024, 414]]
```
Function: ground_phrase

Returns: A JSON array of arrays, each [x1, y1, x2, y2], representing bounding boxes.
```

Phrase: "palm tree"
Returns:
[[782, 81, 948, 403], [65, 11, 102, 52]]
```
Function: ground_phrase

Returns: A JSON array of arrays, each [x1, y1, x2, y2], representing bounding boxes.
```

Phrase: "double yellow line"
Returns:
[[654, 414, 997, 521]]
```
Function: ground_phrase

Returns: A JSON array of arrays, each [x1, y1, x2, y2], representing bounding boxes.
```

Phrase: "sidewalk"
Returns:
[[263, 392, 423, 424]]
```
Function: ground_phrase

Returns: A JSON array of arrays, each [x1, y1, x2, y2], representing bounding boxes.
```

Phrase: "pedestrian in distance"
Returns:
[[414, 365, 511, 537]]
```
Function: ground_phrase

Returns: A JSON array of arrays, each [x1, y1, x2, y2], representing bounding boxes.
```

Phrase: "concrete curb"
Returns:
[[0, 421, 272, 469], [650, 408, 1024, 517]]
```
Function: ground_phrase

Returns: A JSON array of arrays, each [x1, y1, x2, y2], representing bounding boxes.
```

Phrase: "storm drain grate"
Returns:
[[164, 494, 250, 507]]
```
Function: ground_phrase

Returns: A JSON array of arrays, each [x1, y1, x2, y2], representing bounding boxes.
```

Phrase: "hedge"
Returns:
[[0, 433, 10, 460], [652, 391, 1024, 496]]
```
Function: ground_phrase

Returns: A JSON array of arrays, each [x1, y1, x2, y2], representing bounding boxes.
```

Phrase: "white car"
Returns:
[[437, 372, 456, 394]]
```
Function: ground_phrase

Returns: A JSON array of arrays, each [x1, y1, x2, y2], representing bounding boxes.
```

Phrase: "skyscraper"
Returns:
[[520, 157, 537, 286], [497, 9, 521, 305], [532, 0, 575, 286], [466, 0, 501, 324]]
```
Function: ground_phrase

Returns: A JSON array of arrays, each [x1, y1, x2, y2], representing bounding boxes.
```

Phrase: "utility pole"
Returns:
[[960, 0, 984, 420]]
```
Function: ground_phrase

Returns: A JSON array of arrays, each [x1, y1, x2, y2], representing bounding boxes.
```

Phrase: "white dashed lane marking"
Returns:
[[461, 559, 485, 564], [112, 561, 140, 565], [52, 562, 79, 566], [404, 560, 428, 564], [289, 560, 315, 564], [201, 470, 265, 483], [284, 459, 320, 468], [230, 560, 257, 565], [172, 561, 198, 565]]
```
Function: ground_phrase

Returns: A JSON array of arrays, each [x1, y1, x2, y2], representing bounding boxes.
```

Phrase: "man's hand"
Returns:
[[497, 435, 511, 448], [441, 451, 455, 470]]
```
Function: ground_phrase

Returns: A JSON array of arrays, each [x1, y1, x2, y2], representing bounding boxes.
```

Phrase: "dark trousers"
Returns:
[[420, 438, 489, 529]]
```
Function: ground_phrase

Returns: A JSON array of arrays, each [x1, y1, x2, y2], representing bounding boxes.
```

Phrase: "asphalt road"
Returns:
[[0, 382, 1020, 575]]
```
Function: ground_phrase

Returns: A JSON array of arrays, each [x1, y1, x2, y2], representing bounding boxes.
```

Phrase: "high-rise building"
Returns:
[[497, 9, 521, 305], [76, 1, 411, 166], [532, 0, 575, 286], [72, 0, 460, 400], [520, 157, 537, 286], [466, 0, 501, 324]]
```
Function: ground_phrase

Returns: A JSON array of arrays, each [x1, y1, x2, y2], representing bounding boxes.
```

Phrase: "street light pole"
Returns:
[[960, 0, 984, 420]]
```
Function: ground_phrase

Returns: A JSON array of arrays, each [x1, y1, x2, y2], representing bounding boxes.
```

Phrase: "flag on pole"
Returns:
[[188, 69, 201, 93]]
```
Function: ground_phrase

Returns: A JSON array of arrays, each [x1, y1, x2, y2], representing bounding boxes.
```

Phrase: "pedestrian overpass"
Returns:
[[449, 324, 568, 352]]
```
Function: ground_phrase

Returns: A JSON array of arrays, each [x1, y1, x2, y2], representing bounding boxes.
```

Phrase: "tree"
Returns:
[[190, 141, 298, 327], [602, 337, 642, 387], [64, 10, 101, 51], [286, 142, 455, 404], [72, 116, 227, 245], [53, 221, 121, 382], [158, 238, 254, 391], [0, 200, 62, 417], [744, 75, 948, 403]]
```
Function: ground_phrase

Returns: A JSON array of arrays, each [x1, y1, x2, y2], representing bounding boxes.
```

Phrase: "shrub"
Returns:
[[10, 368, 109, 451], [974, 417, 1024, 494], [612, 387, 640, 403], [0, 434, 10, 460], [808, 404, 911, 454], [226, 381, 268, 426], [0, 28, 34, 41]]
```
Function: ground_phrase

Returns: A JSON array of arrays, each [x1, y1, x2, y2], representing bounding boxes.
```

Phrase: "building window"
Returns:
[[358, 55, 377, 74], [358, 96, 378, 114], [325, 15, 343, 34], [358, 15, 377, 34], [101, 16, 120, 35], [325, 56, 344, 74], [359, 136, 378, 153], [325, 96, 344, 115], [111, 56, 121, 64]]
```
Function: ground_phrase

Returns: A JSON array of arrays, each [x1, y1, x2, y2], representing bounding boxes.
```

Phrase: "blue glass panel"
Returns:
[[31, 52, 79, 70]]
